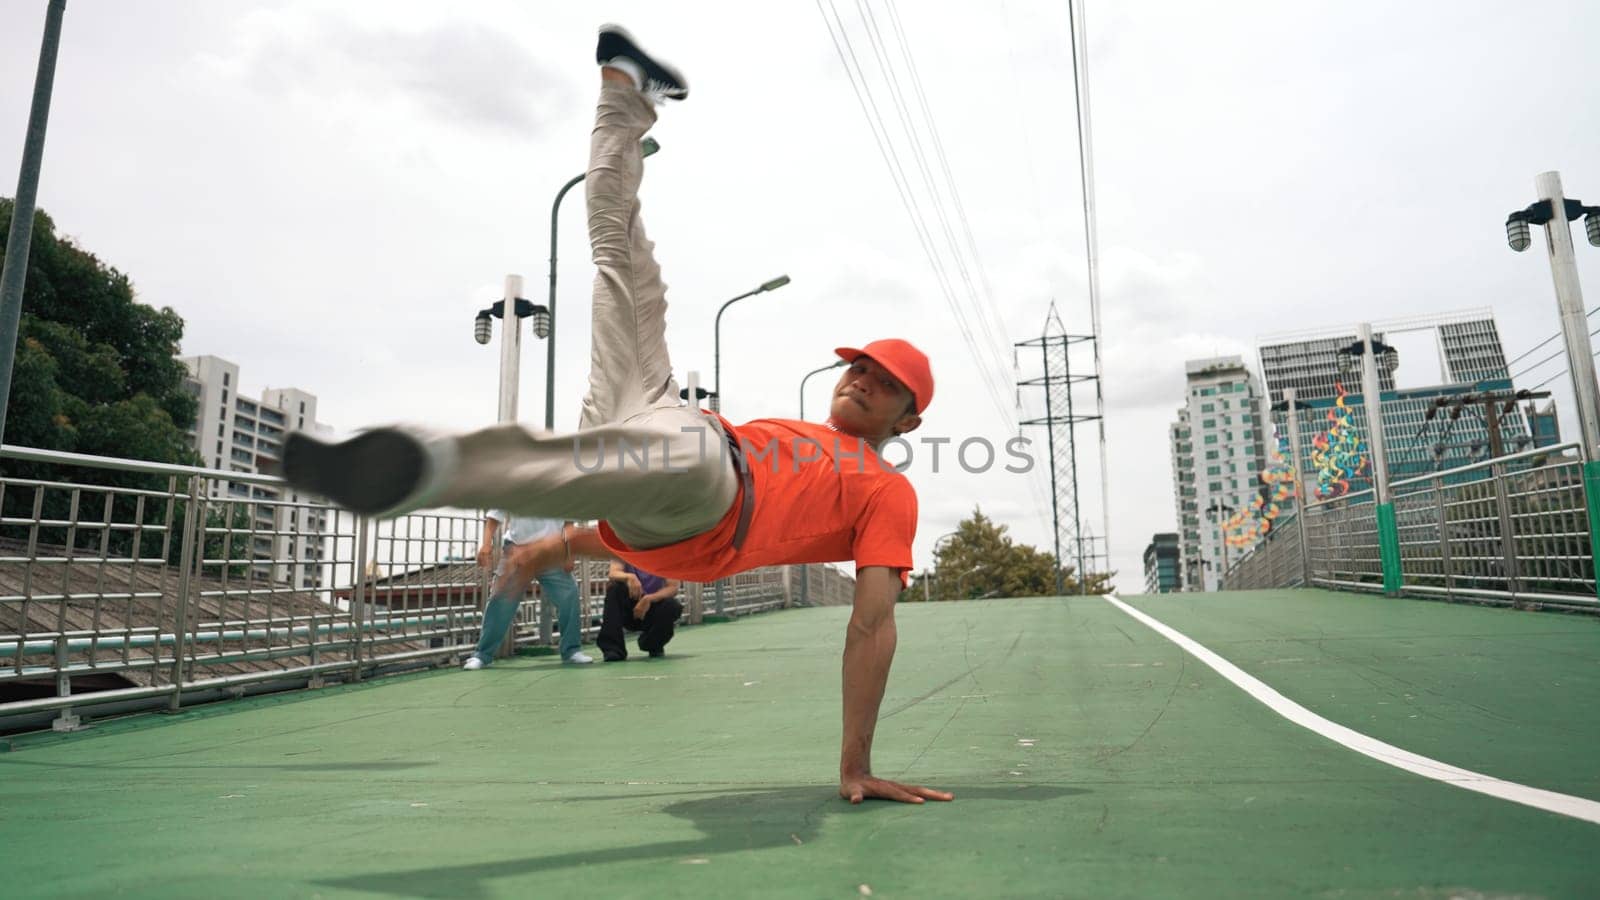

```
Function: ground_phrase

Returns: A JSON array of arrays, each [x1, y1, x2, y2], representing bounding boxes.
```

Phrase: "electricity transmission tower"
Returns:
[[1017, 303, 1104, 595]]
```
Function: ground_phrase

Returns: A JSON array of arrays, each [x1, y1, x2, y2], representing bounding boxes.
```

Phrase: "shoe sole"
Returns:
[[283, 430, 427, 516], [597, 24, 688, 99]]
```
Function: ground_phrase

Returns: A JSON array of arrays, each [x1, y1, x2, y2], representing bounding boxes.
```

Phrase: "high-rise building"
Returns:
[[1168, 410, 1197, 586], [1257, 310, 1533, 493], [180, 355, 332, 590], [1142, 533, 1181, 593], [1168, 356, 1268, 591]]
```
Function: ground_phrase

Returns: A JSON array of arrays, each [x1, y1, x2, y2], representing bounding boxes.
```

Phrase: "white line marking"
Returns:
[[1103, 593, 1600, 826]]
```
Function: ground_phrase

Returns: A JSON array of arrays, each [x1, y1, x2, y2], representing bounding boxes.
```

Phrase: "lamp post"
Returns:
[[473, 275, 551, 425], [545, 137, 660, 429], [799, 359, 847, 420], [473, 274, 551, 654], [1205, 500, 1235, 590], [0, 0, 66, 446], [713, 275, 791, 414], [1336, 326, 1400, 594], [1506, 172, 1600, 600], [1505, 172, 1600, 461]]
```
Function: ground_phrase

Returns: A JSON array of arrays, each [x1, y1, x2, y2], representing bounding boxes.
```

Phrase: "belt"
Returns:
[[726, 429, 754, 550]]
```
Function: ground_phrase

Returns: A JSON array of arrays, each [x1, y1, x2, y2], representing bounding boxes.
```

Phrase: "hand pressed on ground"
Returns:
[[839, 774, 954, 805]]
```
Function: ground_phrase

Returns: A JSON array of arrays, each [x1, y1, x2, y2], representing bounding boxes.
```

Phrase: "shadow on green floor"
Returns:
[[0, 757, 434, 773], [314, 784, 1088, 899]]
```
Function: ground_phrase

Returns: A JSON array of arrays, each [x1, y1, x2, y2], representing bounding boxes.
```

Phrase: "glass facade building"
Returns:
[[1143, 533, 1182, 593], [1258, 311, 1535, 501]]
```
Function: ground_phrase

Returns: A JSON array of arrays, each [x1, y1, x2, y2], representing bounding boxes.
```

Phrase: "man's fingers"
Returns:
[[867, 779, 922, 804], [842, 779, 952, 805]]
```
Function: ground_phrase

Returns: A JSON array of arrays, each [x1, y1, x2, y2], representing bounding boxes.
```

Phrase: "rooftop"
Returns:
[[3, 590, 1596, 898]]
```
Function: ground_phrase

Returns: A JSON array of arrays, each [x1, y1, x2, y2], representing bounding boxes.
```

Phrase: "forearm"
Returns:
[[840, 614, 897, 779], [641, 584, 679, 603]]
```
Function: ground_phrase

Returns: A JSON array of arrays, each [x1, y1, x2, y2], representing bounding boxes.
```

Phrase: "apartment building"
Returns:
[[1168, 356, 1269, 591], [180, 355, 332, 590]]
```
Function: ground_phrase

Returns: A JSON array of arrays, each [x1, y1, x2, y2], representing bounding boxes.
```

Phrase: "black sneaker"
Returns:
[[596, 24, 688, 101], [282, 429, 429, 516]]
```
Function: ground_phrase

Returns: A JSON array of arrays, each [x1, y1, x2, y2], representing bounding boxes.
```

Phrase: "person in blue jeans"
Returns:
[[465, 512, 595, 669]]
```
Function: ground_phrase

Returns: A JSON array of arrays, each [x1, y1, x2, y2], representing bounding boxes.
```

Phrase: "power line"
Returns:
[[879, 0, 1016, 382], [846, 0, 1017, 411], [813, 0, 1015, 424], [1508, 321, 1600, 382], [1530, 342, 1600, 391], [1476, 305, 1600, 388], [1065, 0, 1113, 570]]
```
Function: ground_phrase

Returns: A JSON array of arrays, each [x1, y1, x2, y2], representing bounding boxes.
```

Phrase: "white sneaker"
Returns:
[[462, 657, 486, 670], [563, 651, 595, 665]]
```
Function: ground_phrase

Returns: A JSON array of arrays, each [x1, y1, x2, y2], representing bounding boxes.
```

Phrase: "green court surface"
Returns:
[[2, 590, 1597, 899]]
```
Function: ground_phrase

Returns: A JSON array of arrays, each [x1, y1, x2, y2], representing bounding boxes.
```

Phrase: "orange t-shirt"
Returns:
[[597, 417, 918, 588]]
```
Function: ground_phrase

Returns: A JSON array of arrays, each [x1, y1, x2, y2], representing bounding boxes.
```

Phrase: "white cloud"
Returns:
[[4, 0, 1600, 590]]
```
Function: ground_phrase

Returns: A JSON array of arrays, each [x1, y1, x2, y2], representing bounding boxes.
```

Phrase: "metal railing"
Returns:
[[1220, 442, 1597, 608], [1217, 511, 1306, 590], [1, 444, 849, 731]]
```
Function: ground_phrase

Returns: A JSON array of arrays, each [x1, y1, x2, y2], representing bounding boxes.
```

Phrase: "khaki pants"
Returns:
[[422, 83, 737, 548]]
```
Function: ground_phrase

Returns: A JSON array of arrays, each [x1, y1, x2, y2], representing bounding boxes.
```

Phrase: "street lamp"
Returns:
[[545, 137, 661, 429], [713, 274, 791, 414], [678, 385, 718, 406], [472, 274, 550, 425], [1505, 172, 1600, 464], [798, 359, 848, 419]]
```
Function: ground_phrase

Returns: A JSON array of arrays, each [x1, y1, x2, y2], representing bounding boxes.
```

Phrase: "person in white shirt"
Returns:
[[465, 512, 594, 668]]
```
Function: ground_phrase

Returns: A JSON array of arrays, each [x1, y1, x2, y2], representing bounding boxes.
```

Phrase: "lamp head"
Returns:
[[1506, 213, 1532, 252]]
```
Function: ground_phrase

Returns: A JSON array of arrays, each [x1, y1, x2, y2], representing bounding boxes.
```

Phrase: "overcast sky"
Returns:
[[4, 0, 1599, 589]]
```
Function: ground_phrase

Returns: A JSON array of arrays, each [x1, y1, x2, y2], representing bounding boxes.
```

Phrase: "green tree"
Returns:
[[901, 506, 1115, 602], [1, 198, 201, 559], [1, 198, 197, 459]]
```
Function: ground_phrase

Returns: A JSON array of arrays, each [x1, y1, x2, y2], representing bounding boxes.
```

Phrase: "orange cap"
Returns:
[[834, 338, 934, 415]]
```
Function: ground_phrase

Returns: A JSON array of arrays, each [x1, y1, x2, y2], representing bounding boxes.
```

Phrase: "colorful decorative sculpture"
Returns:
[[1223, 427, 1298, 549], [1307, 382, 1370, 500]]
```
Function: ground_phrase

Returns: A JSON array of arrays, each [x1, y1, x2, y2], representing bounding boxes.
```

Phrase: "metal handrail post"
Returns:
[[1284, 389, 1313, 587], [352, 516, 370, 681], [1435, 476, 1452, 596], [168, 476, 203, 711], [1491, 461, 1522, 604]]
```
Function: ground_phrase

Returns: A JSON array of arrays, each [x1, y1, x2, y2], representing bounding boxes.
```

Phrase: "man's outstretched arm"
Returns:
[[839, 566, 954, 804]]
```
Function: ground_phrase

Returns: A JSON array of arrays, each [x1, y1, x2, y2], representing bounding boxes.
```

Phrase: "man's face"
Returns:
[[828, 356, 922, 442]]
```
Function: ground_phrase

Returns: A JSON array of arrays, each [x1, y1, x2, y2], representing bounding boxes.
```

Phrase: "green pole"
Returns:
[[1375, 501, 1402, 594], [1585, 461, 1600, 600]]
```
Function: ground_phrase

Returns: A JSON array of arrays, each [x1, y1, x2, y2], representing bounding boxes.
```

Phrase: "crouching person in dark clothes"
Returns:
[[598, 560, 681, 661]]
